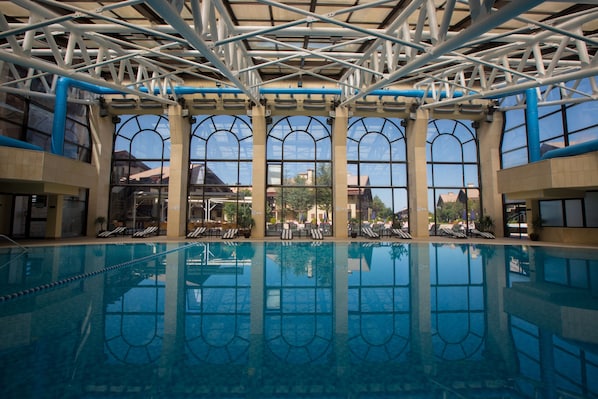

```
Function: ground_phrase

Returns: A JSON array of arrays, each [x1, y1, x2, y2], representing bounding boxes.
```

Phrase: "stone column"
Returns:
[[251, 105, 267, 238], [86, 104, 114, 236], [166, 104, 190, 238], [477, 112, 505, 237], [332, 106, 349, 238], [45, 194, 64, 238], [406, 109, 431, 237]]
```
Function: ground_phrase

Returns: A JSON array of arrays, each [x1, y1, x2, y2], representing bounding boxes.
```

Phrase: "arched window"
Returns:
[[431, 243, 485, 361], [347, 117, 407, 236], [189, 115, 253, 233], [110, 114, 170, 233], [348, 243, 410, 363], [264, 242, 334, 364], [427, 120, 480, 235], [266, 116, 332, 236]]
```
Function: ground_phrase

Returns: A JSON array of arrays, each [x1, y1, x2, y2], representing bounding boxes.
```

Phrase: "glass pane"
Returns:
[[207, 131, 239, 159], [283, 131, 315, 160], [347, 139, 359, 161], [268, 163, 282, 185], [462, 141, 478, 163], [131, 130, 165, 159], [267, 136, 283, 159], [567, 101, 598, 133], [565, 199, 583, 227], [370, 188, 393, 226], [390, 139, 406, 161], [538, 111, 564, 141], [431, 135, 462, 162], [238, 161, 252, 185], [502, 126, 528, 152], [463, 165, 479, 187], [315, 136, 331, 160], [283, 162, 315, 184], [432, 164, 464, 187], [391, 163, 407, 187], [206, 161, 241, 185], [540, 200, 564, 227], [502, 148, 529, 168], [190, 137, 206, 159], [360, 163, 391, 186], [359, 133, 391, 161], [504, 109, 525, 131], [585, 192, 598, 227]]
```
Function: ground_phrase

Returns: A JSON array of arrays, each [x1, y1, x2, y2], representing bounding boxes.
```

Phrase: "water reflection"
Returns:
[[0, 241, 597, 398]]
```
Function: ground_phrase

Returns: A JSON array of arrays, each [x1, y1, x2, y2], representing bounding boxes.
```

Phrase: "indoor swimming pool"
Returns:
[[0, 241, 597, 398]]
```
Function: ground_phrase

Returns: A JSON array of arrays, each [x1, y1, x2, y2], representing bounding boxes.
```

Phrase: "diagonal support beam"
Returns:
[[145, 0, 261, 103]]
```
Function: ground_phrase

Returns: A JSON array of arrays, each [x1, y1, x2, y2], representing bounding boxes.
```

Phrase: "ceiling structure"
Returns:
[[0, 0, 597, 111]]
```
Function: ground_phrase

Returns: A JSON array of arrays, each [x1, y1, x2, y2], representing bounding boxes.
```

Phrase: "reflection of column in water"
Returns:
[[334, 244, 349, 388], [248, 243, 265, 387], [410, 243, 435, 374]]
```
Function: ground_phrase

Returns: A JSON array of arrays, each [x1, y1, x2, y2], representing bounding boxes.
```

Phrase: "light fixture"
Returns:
[[99, 97, 109, 117], [409, 103, 419, 120]]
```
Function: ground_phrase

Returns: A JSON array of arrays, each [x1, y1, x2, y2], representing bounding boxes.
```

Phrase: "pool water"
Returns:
[[0, 241, 597, 398]]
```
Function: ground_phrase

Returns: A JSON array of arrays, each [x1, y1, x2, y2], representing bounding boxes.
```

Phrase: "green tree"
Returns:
[[278, 175, 314, 221], [316, 164, 332, 219], [372, 195, 392, 220]]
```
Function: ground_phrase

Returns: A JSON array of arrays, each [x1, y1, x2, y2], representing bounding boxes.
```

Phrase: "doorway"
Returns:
[[12, 195, 48, 238]]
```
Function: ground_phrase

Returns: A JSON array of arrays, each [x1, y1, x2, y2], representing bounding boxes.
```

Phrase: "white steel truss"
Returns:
[[0, 0, 596, 109]]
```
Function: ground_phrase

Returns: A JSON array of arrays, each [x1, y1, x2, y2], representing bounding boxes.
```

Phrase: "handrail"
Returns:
[[0, 234, 28, 252]]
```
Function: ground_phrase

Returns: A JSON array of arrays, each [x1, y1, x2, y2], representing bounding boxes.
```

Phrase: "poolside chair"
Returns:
[[133, 225, 158, 238], [187, 226, 206, 238], [97, 226, 126, 238], [362, 226, 380, 239], [310, 228, 324, 240], [222, 228, 238, 239], [439, 227, 467, 239], [470, 228, 495, 239], [391, 228, 412, 239], [281, 228, 293, 240]]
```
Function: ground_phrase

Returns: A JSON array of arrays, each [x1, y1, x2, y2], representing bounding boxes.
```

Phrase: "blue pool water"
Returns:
[[0, 241, 597, 398]]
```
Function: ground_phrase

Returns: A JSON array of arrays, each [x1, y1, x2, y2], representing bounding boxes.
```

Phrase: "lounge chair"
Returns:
[[310, 228, 324, 240], [222, 228, 238, 239], [439, 227, 467, 239], [97, 226, 126, 238], [133, 226, 158, 238], [391, 228, 412, 239], [362, 226, 380, 239], [187, 226, 206, 238], [281, 229, 293, 240], [470, 228, 495, 239]]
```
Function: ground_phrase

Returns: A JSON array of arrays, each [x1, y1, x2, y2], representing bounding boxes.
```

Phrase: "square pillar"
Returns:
[[166, 104, 190, 238]]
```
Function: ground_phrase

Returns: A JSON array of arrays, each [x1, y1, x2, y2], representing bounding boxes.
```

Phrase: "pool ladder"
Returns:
[[0, 234, 28, 269]]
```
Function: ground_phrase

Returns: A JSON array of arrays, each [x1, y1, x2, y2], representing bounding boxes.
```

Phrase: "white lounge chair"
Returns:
[[362, 226, 380, 239], [310, 228, 323, 240], [222, 228, 238, 239], [281, 229, 293, 240], [471, 228, 495, 239], [391, 228, 412, 239], [133, 226, 158, 238], [187, 226, 206, 238], [439, 227, 467, 239], [97, 226, 126, 238]]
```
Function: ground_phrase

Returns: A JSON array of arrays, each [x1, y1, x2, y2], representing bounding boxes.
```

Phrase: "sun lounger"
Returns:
[[97, 226, 126, 238], [439, 227, 467, 239], [310, 228, 323, 240], [187, 226, 206, 238], [281, 229, 293, 240], [222, 228, 238, 239], [470, 228, 495, 239], [362, 226, 380, 239], [132, 226, 158, 238], [391, 228, 412, 239]]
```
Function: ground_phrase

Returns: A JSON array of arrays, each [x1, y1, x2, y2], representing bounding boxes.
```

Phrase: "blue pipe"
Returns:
[[51, 78, 475, 155], [0, 135, 43, 151], [525, 88, 541, 162], [541, 138, 598, 160]]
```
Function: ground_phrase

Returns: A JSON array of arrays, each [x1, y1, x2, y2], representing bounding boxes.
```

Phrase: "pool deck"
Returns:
[[3, 234, 597, 249]]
